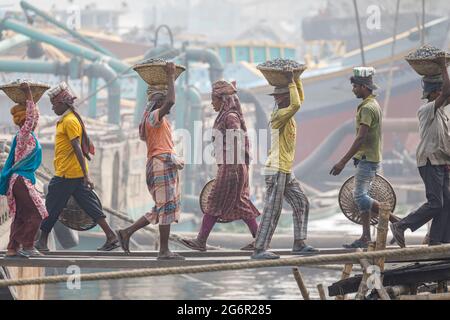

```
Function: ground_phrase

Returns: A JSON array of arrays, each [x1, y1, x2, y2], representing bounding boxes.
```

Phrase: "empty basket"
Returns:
[[58, 192, 100, 231], [338, 174, 396, 225], [199, 179, 232, 223], [133, 63, 186, 85]]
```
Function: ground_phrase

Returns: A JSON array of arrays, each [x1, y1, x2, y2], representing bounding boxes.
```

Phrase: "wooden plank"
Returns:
[[0, 248, 357, 258], [0, 256, 250, 269]]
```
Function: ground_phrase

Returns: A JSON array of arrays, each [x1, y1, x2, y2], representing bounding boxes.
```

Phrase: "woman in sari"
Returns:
[[0, 83, 48, 258], [181, 80, 260, 251]]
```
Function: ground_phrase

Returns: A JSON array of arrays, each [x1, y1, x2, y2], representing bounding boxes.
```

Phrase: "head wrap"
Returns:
[[211, 80, 246, 130], [48, 82, 77, 106], [422, 74, 443, 99], [212, 80, 237, 97], [139, 85, 169, 142], [350, 75, 379, 91], [10, 104, 26, 127]]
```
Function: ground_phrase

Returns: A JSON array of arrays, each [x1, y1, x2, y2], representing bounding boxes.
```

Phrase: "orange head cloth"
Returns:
[[10, 104, 26, 127]]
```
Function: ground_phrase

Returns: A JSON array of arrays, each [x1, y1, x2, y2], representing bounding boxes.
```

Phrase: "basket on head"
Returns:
[[257, 64, 307, 87], [58, 191, 100, 231], [133, 62, 186, 86], [405, 55, 450, 76], [199, 179, 232, 223], [0, 83, 50, 104], [338, 174, 396, 226]]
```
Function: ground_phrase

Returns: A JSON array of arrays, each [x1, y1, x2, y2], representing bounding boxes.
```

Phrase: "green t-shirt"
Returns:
[[354, 95, 382, 163]]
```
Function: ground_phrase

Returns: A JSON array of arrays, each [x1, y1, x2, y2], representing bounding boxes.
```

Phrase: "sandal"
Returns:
[[179, 238, 207, 252], [157, 252, 186, 260], [342, 239, 369, 249], [18, 248, 43, 258], [240, 241, 256, 251], [292, 245, 318, 254], [97, 239, 120, 251], [116, 229, 130, 254], [251, 250, 280, 260]]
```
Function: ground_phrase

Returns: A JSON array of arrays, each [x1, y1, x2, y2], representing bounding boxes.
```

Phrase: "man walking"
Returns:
[[391, 57, 450, 247], [330, 67, 383, 249]]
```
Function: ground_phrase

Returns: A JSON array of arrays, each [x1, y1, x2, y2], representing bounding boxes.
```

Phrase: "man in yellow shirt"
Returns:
[[35, 82, 118, 252], [252, 70, 315, 260]]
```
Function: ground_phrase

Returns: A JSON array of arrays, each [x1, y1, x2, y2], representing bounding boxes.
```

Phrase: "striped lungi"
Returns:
[[254, 171, 309, 251], [145, 153, 180, 225]]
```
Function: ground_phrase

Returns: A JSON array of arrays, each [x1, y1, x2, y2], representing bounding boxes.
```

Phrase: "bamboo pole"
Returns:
[[355, 245, 374, 300], [400, 293, 450, 300], [335, 264, 353, 300], [375, 203, 391, 271], [292, 268, 310, 300], [317, 284, 327, 300]]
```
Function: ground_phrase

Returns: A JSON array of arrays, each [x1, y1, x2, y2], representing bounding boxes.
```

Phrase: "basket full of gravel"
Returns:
[[405, 45, 450, 76], [133, 58, 186, 85], [257, 59, 307, 87]]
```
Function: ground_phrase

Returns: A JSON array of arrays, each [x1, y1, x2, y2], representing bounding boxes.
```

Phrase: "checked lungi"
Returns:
[[254, 171, 309, 251], [144, 153, 181, 225]]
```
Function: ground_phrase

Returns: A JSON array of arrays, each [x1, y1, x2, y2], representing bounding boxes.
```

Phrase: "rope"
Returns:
[[1, 244, 449, 288]]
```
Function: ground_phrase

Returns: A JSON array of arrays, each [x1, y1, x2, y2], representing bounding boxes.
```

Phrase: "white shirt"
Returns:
[[416, 101, 450, 167]]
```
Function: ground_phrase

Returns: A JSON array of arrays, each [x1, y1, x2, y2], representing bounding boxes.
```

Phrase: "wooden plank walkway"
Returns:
[[0, 246, 449, 269]]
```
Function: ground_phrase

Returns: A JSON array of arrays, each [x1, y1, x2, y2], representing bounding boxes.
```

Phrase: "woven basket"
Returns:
[[133, 63, 186, 85], [58, 191, 100, 231], [405, 56, 450, 76], [257, 64, 307, 87], [338, 174, 396, 226], [199, 179, 232, 223], [0, 83, 50, 104]]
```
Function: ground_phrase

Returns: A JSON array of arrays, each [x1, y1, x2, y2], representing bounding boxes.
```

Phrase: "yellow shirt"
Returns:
[[265, 79, 304, 173], [54, 111, 87, 178]]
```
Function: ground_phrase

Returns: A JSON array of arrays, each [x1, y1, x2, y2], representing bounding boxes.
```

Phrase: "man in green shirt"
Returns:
[[330, 68, 383, 248]]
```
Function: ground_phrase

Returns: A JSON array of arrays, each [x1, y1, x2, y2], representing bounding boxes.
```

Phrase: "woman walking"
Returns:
[[0, 83, 48, 258], [181, 80, 260, 251]]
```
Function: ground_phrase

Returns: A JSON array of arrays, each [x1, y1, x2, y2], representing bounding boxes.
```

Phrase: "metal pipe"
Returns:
[[83, 62, 121, 124], [0, 59, 121, 124], [88, 77, 98, 118], [352, 0, 366, 66], [20, 1, 115, 57], [0, 19, 129, 73], [0, 59, 67, 75], [0, 34, 30, 54], [294, 118, 419, 180], [185, 48, 224, 83]]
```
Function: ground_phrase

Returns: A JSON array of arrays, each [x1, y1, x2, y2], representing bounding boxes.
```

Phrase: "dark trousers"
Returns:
[[40, 176, 106, 234], [399, 161, 450, 244], [7, 177, 42, 250]]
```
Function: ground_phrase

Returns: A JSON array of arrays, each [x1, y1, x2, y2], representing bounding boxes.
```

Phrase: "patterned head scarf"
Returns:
[[48, 82, 77, 106], [211, 80, 246, 131], [139, 85, 169, 141]]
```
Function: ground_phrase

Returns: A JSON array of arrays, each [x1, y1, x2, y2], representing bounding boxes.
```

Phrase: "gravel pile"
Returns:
[[258, 58, 304, 70], [406, 45, 448, 59], [139, 58, 168, 65]]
